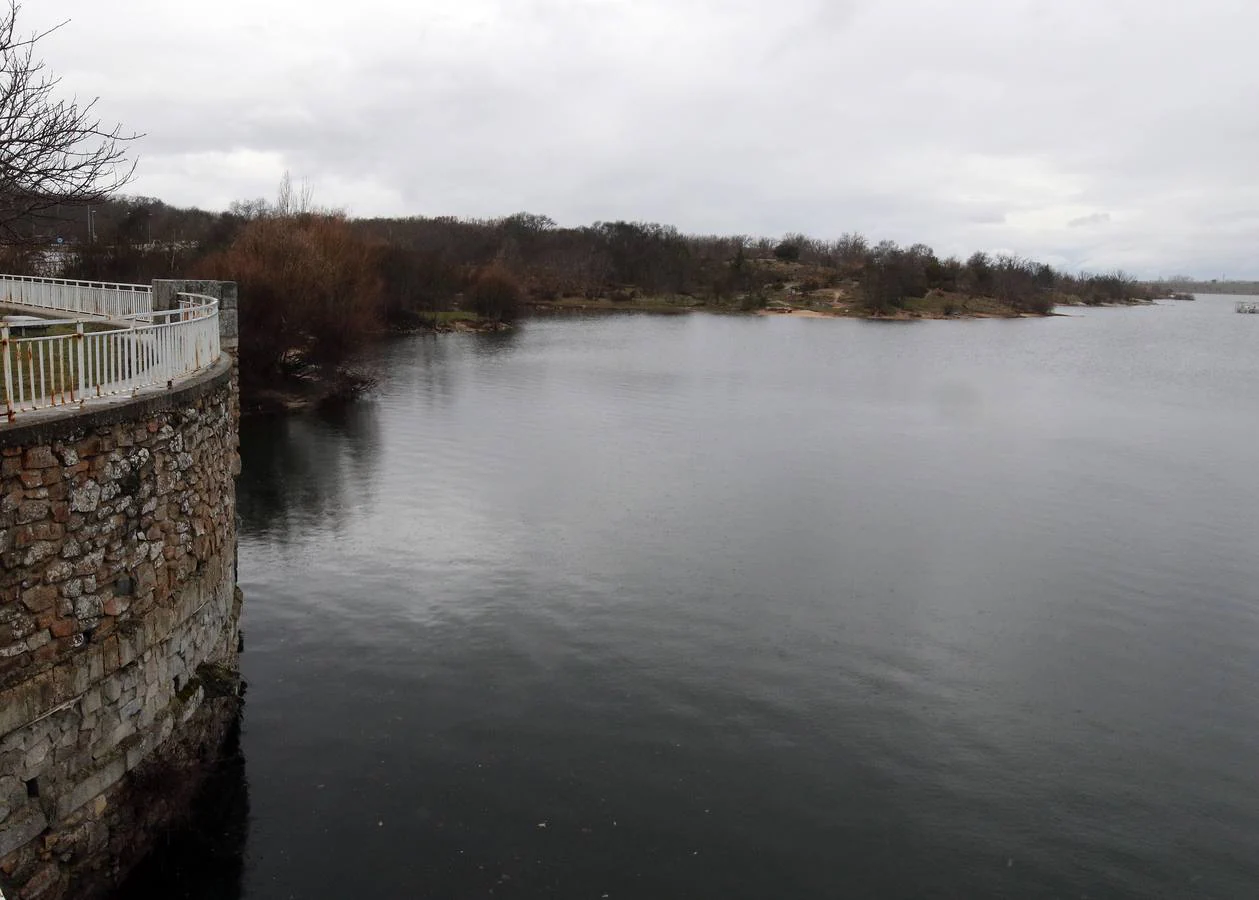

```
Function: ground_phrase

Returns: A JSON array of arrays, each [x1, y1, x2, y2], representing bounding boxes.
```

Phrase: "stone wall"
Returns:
[[0, 354, 240, 900]]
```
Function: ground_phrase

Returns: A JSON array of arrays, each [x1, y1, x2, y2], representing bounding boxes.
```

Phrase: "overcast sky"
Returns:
[[26, 0, 1259, 277]]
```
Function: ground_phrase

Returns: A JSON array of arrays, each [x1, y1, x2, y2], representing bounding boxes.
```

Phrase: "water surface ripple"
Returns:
[[128, 296, 1259, 898]]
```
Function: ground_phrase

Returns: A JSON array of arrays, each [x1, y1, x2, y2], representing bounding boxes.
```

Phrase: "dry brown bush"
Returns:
[[195, 212, 382, 382], [468, 265, 523, 321]]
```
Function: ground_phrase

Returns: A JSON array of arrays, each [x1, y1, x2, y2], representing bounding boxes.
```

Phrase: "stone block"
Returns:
[[86, 646, 104, 683], [21, 584, 58, 613], [118, 631, 142, 667], [23, 446, 58, 469], [134, 562, 157, 595], [23, 539, 58, 567], [49, 617, 78, 639], [58, 755, 126, 819], [75, 435, 101, 457], [101, 636, 120, 674], [69, 481, 101, 513], [81, 687, 102, 715], [103, 678, 122, 703], [20, 737, 51, 779], [34, 521, 63, 542], [219, 308, 239, 341], [0, 673, 47, 736], [52, 658, 89, 700], [22, 541, 56, 567], [43, 560, 74, 584], [74, 549, 105, 577], [0, 772, 21, 794], [107, 717, 137, 750], [16, 499, 50, 525], [120, 696, 142, 721], [9, 611, 36, 641], [0, 803, 49, 858]]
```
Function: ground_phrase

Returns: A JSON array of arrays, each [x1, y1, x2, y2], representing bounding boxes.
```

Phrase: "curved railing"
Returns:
[[0, 274, 153, 320], [2, 286, 220, 422]]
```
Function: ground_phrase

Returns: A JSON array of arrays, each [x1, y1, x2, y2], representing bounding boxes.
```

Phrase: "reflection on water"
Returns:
[[237, 401, 382, 540], [118, 298, 1259, 898], [116, 714, 249, 898]]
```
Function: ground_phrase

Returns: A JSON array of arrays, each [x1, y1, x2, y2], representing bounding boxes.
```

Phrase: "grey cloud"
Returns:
[[22, 0, 1259, 277], [1069, 213, 1111, 228]]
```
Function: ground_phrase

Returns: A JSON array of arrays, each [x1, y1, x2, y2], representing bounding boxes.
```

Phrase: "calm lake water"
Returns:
[[126, 296, 1259, 899]]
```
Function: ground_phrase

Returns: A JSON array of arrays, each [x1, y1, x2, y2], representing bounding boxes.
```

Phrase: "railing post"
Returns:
[[2, 324, 13, 423], [74, 321, 85, 403]]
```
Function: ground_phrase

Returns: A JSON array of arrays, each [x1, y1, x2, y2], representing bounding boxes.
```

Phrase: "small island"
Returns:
[[523, 250, 1154, 321]]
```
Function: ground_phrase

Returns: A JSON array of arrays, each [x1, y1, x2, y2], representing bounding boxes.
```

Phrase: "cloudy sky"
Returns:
[[25, 0, 1259, 277]]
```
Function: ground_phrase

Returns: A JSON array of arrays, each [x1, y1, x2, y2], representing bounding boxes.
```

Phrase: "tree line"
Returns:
[[0, 190, 1154, 390]]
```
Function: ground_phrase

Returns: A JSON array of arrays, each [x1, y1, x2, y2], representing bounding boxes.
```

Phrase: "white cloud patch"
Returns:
[[1068, 213, 1112, 229], [21, 0, 1259, 277]]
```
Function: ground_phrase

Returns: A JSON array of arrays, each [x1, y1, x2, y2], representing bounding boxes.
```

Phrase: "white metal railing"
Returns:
[[2, 292, 220, 421], [0, 274, 152, 320]]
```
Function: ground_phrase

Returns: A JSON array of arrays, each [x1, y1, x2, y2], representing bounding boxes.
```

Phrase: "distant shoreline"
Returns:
[[1154, 282, 1259, 296], [527, 291, 1153, 321]]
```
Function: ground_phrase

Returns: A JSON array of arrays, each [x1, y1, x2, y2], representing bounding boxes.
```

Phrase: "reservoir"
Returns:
[[127, 295, 1259, 898]]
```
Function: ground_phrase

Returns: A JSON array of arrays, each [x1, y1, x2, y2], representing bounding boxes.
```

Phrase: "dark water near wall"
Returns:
[[126, 296, 1259, 899]]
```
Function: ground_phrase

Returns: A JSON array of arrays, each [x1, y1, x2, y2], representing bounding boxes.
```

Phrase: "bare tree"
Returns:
[[274, 171, 315, 218], [0, 2, 138, 243]]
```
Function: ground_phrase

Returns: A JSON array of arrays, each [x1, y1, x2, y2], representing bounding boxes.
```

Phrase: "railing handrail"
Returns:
[[0, 273, 152, 293], [114, 292, 219, 324], [0, 271, 154, 323], [2, 283, 220, 422]]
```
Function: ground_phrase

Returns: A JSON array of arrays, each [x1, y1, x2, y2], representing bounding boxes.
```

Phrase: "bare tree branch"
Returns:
[[0, 1, 139, 244]]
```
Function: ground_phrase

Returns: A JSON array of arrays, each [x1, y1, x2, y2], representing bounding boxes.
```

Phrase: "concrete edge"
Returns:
[[0, 356, 234, 450]]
